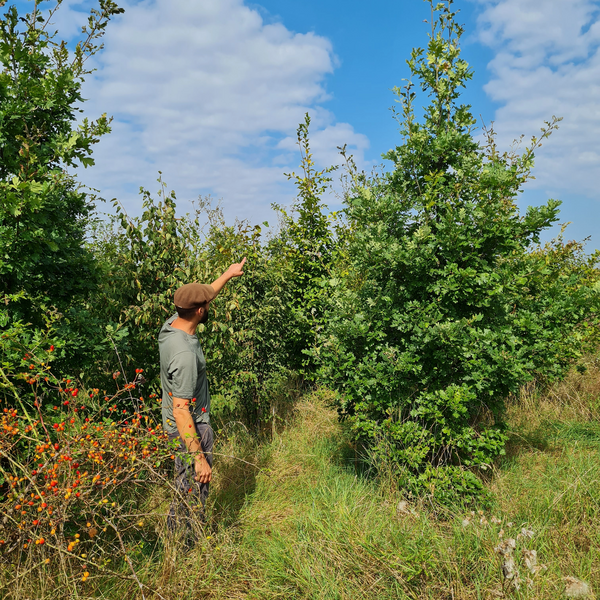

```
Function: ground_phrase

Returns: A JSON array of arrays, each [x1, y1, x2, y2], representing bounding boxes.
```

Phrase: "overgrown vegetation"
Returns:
[[312, 2, 599, 503], [2, 378, 598, 599], [1, 0, 599, 597]]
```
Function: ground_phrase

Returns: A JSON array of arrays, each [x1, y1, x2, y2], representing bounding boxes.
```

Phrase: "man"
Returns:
[[159, 258, 246, 531]]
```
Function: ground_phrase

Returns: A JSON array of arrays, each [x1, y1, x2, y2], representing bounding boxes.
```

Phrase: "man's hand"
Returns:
[[225, 257, 246, 279], [211, 257, 247, 295], [194, 454, 212, 483]]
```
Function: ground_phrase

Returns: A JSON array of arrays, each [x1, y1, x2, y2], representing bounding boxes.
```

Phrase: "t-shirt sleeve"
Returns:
[[168, 351, 198, 399]]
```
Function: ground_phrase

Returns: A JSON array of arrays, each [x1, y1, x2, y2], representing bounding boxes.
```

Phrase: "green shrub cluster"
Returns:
[[312, 2, 600, 502], [1, 0, 599, 505]]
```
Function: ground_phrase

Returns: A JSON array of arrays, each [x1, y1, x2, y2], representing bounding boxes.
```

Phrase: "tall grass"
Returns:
[[2, 366, 599, 599]]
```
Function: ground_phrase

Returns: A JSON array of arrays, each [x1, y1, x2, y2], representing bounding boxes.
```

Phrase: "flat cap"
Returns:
[[174, 283, 216, 309]]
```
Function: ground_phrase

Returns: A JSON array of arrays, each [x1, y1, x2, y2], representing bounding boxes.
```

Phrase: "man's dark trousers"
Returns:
[[167, 422, 214, 532]]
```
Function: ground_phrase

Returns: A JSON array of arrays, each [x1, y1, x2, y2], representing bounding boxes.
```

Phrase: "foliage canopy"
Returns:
[[314, 0, 599, 502], [0, 0, 123, 316]]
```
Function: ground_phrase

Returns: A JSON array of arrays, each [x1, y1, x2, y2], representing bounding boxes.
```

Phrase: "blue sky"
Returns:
[[12, 0, 600, 248], [252, 0, 499, 157]]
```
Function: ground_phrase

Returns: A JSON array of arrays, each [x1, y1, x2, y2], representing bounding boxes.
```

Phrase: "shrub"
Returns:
[[271, 114, 343, 375], [315, 0, 600, 502], [0, 365, 175, 597], [89, 181, 302, 431]]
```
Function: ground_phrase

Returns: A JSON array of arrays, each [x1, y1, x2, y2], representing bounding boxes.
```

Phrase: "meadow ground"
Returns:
[[2, 361, 599, 599]]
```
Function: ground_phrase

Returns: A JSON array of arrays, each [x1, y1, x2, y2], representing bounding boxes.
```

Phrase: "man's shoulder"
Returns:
[[160, 313, 178, 332], [159, 314, 180, 340], [159, 327, 200, 358], [159, 320, 184, 359]]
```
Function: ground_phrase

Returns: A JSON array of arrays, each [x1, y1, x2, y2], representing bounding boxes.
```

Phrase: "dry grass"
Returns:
[[509, 357, 600, 429]]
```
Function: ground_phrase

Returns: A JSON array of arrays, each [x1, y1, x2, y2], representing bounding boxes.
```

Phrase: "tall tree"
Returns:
[[0, 0, 124, 318], [316, 0, 597, 502]]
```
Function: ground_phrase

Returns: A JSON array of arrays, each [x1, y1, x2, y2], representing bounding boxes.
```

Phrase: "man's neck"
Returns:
[[171, 317, 197, 335]]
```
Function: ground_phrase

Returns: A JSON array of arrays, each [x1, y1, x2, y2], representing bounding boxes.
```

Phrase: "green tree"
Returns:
[[88, 181, 298, 430], [272, 113, 342, 374], [316, 0, 598, 502], [88, 182, 214, 386], [0, 0, 124, 319]]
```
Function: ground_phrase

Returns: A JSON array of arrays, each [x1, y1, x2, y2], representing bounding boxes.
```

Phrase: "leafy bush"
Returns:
[[0, 366, 175, 595], [88, 182, 302, 431], [315, 1, 600, 502], [271, 114, 344, 375], [0, 1, 123, 320]]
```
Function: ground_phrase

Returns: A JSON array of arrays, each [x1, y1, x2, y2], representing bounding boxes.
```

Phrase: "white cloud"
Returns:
[[56, 0, 369, 222], [474, 0, 600, 203], [278, 122, 369, 169]]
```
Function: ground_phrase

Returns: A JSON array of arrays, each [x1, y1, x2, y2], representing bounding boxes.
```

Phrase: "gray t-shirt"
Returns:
[[159, 314, 210, 435]]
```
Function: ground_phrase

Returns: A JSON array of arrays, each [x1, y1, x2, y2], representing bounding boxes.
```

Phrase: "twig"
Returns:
[[0, 365, 35, 426], [211, 451, 262, 470], [105, 518, 148, 600], [106, 332, 140, 411], [34, 398, 51, 441]]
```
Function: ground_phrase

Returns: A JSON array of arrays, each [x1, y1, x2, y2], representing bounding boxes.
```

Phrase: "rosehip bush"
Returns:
[[0, 369, 178, 594]]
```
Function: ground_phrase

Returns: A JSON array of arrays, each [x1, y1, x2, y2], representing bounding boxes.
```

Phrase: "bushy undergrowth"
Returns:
[[4, 373, 597, 599], [0, 362, 179, 597], [2, 4, 600, 596]]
